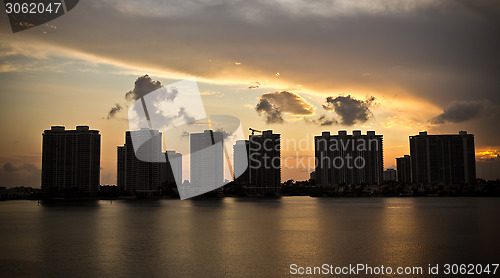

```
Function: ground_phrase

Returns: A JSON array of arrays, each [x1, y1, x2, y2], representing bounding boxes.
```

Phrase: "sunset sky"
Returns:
[[1, 0, 499, 187]]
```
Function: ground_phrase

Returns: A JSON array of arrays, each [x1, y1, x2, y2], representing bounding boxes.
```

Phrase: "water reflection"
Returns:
[[0, 198, 499, 277], [37, 202, 101, 277], [376, 198, 425, 275]]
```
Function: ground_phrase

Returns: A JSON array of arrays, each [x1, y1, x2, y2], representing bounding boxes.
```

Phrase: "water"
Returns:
[[1, 197, 499, 277]]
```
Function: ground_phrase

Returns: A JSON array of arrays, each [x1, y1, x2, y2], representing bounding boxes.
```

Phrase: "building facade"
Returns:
[[233, 140, 250, 185], [315, 130, 383, 186], [396, 155, 411, 184], [409, 131, 476, 184], [42, 126, 100, 195], [248, 130, 281, 195], [162, 151, 182, 187], [383, 169, 397, 182], [117, 146, 125, 189], [190, 130, 224, 187], [118, 129, 163, 194]]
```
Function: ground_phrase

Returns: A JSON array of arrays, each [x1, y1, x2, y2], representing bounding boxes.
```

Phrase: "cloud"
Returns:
[[322, 95, 375, 126], [249, 82, 261, 89], [200, 90, 224, 97], [255, 90, 315, 123], [0, 163, 40, 187], [107, 75, 176, 120], [125, 74, 163, 101], [2, 162, 39, 173], [2, 0, 499, 110], [305, 114, 338, 126], [106, 103, 122, 119], [167, 87, 179, 102], [256, 98, 284, 124], [174, 107, 196, 123], [431, 100, 489, 124], [476, 149, 500, 162], [154, 107, 196, 130]]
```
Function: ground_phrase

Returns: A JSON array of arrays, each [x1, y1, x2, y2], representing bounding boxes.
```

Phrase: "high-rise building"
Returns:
[[117, 146, 125, 189], [162, 151, 182, 187], [248, 130, 281, 195], [190, 130, 224, 187], [309, 171, 316, 181], [309, 171, 317, 186], [409, 131, 476, 184], [42, 126, 100, 195], [233, 140, 250, 184], [118, 129, 163, 194], [315, 130, 383, 186], [396, 155, 411, 184], [383, 168, 397, 182]]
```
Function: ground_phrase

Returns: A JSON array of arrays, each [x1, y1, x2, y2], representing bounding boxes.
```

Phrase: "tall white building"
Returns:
[[190, 130, 224, 187]]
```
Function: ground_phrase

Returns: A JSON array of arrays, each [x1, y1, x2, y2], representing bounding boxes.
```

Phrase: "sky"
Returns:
[[0, 0, 499, 187]]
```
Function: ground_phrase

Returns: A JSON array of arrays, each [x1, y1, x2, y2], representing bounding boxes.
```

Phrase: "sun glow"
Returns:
[[476, 149, 500, 161]]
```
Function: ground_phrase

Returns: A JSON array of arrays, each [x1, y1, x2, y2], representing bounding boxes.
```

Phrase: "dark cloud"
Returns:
[[260, 91, 315, 115], [125, 75, 163, 101], [106, 103, 122, 119], [107, 75, 175, 120], [255, 98, 283, 124], [322, 95, 375, 126], [317, 115, 337, 126], [127, 75, 178, 103], [2, 162, 38, 172], [0, 163, 40, 187], [255, 91, 315, 123], [3, 163, 18, 172], [431, 100, 487, 124], [305, 114, 338, 126], [318, 116, 336, 126], [255, 90, 315, 124]]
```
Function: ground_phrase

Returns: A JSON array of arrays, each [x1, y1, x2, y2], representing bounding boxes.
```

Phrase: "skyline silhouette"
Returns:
[[33, 124, 498, 199], [1, 2, 500, 277], [1, 0, 500, 186]]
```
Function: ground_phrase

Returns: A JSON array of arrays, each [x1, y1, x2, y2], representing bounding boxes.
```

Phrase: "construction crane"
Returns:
[[249, 128, 262, 135]]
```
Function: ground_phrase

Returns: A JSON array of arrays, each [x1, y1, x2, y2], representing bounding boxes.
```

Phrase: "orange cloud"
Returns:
[[476, 149, 500, 161]]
